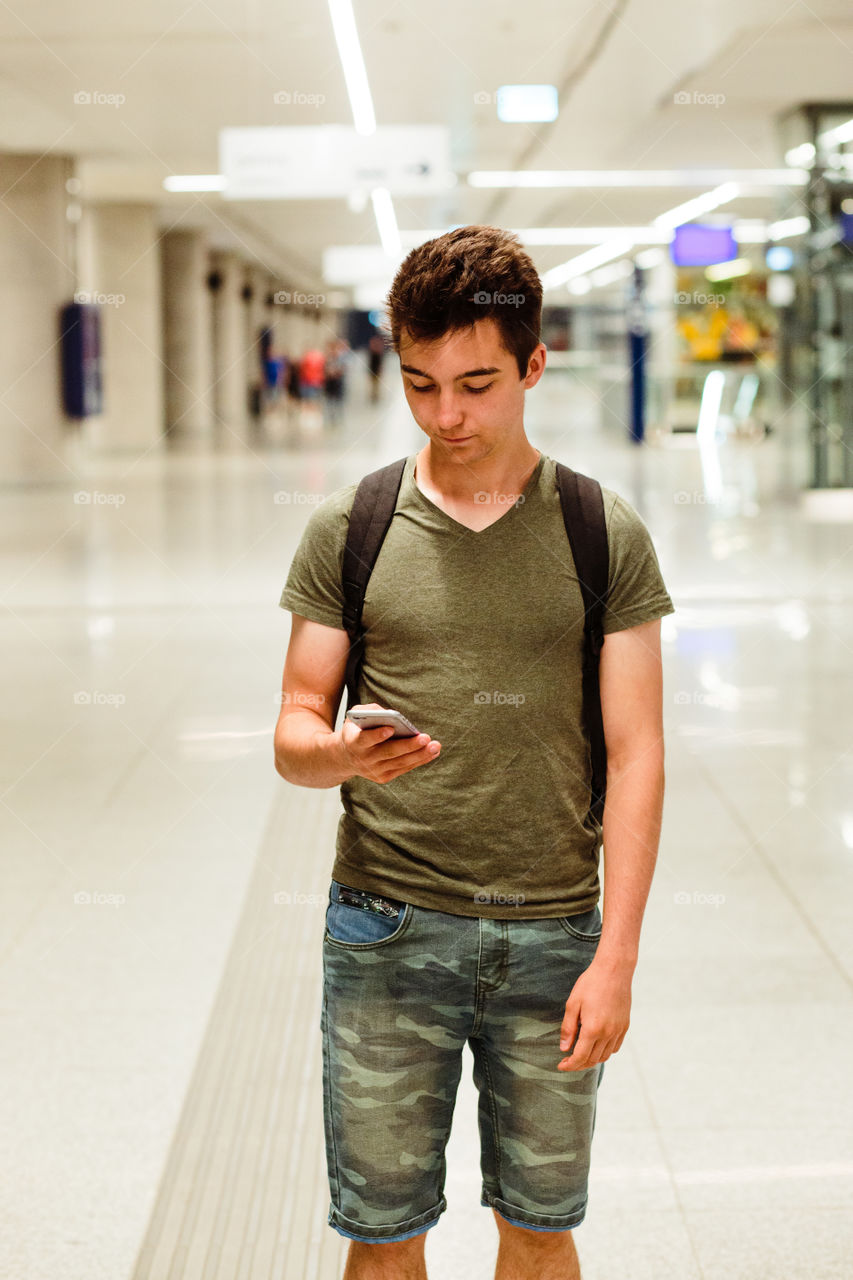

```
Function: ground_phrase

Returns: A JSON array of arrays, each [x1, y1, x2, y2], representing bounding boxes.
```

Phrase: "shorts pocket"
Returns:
[[324, 881, 412, 949], [558, 904, 602, 942]]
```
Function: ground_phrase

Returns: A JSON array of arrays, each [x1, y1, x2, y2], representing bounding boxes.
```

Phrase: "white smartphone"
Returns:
[[345, 708, 421, 738]]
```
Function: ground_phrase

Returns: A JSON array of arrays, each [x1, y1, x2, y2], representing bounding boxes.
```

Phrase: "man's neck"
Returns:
[[415, 438, 541, 505]]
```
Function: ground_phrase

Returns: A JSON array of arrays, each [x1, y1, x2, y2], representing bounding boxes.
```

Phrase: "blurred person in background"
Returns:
[[323, 337, 350, 427], [263, 348, 284, 410], [367, 330, 385, 404], [285, 351, 302, 417], [298, 343, 325, 435]]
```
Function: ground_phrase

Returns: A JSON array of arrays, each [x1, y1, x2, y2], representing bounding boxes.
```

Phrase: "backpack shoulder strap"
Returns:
[[341, 456, 408, 712], [555, 462, 610, 827]]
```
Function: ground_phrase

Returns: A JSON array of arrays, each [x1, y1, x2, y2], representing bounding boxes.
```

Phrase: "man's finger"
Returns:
[[603, 1032, 623, 1059], [559, 1005, 580, 1052], [379, 733, 435, 758], [557, 1032, 600, 1072]]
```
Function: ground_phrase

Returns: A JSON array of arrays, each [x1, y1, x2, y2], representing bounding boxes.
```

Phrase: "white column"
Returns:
[[161, 229, 214, 440], [87, 202, 164, 452], [210, 250, 249, 437], [0, 153, 75, 483]]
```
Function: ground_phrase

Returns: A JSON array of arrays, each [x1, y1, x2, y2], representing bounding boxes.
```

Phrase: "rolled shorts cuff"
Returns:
[[328, 1197, 445, 1243], [482, 1192, 588, 1233]]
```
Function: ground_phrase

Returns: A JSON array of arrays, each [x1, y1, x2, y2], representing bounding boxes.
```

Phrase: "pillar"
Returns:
[[87, 202, 164, 452], [210, 250, 249, 437], [161, 229, 214, 439], [0, 153, 75, 482]]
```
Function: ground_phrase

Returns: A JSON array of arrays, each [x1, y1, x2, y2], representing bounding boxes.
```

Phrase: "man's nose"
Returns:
[[435, 392, 464, 428]]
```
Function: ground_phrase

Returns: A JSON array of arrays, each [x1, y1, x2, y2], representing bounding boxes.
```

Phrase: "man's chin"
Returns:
[[432, 435, 483, 453]]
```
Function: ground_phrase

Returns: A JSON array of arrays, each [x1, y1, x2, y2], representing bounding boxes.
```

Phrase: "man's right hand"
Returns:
[[339, 703, 441, 784]]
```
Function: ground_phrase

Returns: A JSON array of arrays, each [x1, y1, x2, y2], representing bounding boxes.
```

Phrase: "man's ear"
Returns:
[[523, 343, 547, 389]]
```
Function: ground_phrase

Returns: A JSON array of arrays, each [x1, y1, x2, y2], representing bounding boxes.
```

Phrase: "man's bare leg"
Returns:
[[493, 1210, 581, 1280], [343, 1234, 428, 1280]]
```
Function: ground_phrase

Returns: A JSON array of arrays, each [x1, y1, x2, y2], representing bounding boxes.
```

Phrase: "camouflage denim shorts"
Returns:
[[321, 879, 605, 1244]]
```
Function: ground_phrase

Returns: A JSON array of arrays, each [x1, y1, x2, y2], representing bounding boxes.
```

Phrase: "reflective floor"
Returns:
[[2, 369, 853, 1279]]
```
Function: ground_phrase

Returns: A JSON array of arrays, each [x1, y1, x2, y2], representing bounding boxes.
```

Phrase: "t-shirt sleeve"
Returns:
[[600, 490, 675, 634], [278, 485, 356, 630]]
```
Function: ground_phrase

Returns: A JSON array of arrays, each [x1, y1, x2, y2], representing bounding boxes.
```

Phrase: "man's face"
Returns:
[[398, 317, 545, 463]]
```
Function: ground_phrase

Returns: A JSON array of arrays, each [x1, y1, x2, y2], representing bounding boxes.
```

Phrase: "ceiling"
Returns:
[[2, 0, 853, 290]]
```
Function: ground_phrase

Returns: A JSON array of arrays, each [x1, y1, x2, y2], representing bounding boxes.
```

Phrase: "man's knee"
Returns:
[[493, 1209, 574, 1249]]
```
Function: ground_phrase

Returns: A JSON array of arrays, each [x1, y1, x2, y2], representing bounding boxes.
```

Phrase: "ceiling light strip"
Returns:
[[371, 187, 401, 256], [327, 0, 376, 136], [467, 169, 808, 188]]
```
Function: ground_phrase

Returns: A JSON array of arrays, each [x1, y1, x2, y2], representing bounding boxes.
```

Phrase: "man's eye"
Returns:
[[408, 381, 493, 394]]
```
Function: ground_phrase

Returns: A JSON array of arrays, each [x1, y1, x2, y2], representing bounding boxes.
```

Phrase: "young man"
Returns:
[[274, 225, 674, 1280]]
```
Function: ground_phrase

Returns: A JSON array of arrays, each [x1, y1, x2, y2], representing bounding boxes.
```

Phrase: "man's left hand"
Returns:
[[557, 960, 632, 1072]]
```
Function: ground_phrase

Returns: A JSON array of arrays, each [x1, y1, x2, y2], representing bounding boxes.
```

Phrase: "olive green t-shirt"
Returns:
[[279, 451, 674, 918]]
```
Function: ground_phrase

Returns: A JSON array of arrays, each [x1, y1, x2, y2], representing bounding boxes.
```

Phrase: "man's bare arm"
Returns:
[[594, 617, 665, 974], [273, 615, 441, 788], [273, 615, 355, 787], [558, 617, 665, 1071]]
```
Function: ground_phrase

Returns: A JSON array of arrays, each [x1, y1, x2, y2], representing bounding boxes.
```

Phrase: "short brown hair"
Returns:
[[385, 225, 543, 378]]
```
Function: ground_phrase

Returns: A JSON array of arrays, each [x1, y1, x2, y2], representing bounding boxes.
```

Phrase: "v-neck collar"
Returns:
[[407, 451, 546, 535]]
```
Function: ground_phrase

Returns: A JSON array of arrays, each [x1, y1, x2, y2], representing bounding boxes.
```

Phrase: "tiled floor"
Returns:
[[2, 371, 852, 1279]]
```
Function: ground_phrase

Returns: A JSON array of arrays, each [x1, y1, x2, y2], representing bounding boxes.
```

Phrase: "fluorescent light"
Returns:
[[769, 215, 810, 239], [732, 220, 770, 243], [512, 226, 669, 245], [568, 277, 592, 295], [542, 238, 635, 291], [399, 227, 670, 247], [467, 169, 808, 189], [519, 222, 769, 246], [785, 143, 816, 168], [496, 85, 558, 123], [327, 0, 376, 136], [397, 219, 780, 261], [653, 183, 739, 230], [819, 117, 853, 148], [399, 227, 671, 250], [589, 259, 634, 288], [635, 248, 665, 269], [371, 187, 401, 256], [705, 258, 751, 281], [163, 174, 225, 192]]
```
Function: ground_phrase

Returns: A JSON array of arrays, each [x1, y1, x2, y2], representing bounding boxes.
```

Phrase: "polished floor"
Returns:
[[2, 368, 853, 1279]]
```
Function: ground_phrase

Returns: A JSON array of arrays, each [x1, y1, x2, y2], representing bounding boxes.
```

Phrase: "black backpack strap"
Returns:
[[341, 456, 408, 713], [555, 463, 610, 827]]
